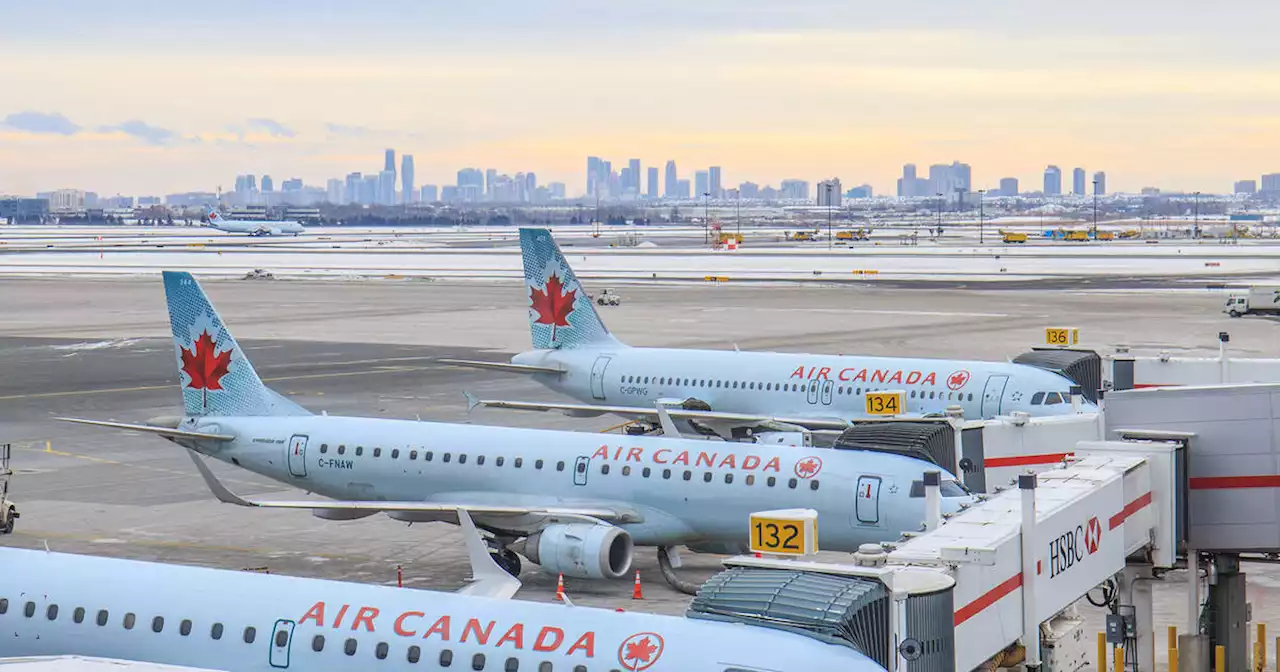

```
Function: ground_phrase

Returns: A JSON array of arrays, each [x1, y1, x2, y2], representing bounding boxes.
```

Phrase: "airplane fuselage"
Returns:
[[193, 415, 970, 549], [512, 346, 1091, 421], [210, 219, 305, 236]]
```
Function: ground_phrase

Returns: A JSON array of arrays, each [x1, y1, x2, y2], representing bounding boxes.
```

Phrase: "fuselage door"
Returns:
[[981, 374, 1010, 417], [590, 355, 612, 401], [806, 378, 820, 404], [820, 379, 834, 405], [286, 435, 308, 478], [855, 475, 881, 525], [573, 456, 590, 486], [269, 619, 296, 668]]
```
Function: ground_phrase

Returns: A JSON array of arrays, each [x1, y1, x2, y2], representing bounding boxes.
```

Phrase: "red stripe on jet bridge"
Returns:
[[1189, 475, 1280, 490], [1109, 491, 1153, 530], [954, 573, 1022, 626], [1131, 384, 1174, 389], [984, 453, 1073, 468]]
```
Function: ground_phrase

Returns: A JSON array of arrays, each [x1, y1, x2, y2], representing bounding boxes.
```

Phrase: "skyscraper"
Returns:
[[345, 172, 362, 205], [1072, 167, 1086, 195], [1262, 174, 1280, 193], [401, 155, 415, 204], [780, 180, 810, 200], [384, 150, 396, 178], [261, 175, 274, 193], [646, 167, 659, 199], [999, 177, 1019, 197], [897, 164, 923, 199], [709, 166, 723, 199], [1092, 172, 1106, 196], [817, 179, 842, 207], [360, 175, 378, 205], [327, 179, 343, 204], [420, 185, 439, 202], [485, 169, 498, 200], [627, 159, 641, 194], [664, 160, 678, 199], [695, 171, 710, 198], [738, 182, 759, 199], [377, 170, 395, 205], [457, 168, 485, 202], [586, 157, 602, 198], [619, 167, 636, 198], [1235, 180, 1257, 195], [1044, 166, 1062, 196]]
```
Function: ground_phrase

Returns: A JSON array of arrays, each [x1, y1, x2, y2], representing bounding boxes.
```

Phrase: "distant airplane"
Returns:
[[0, 544, 881, 671], [207, 207, 305, 236], [444, 228, 1094, 438], [58, 271, 972, 592]]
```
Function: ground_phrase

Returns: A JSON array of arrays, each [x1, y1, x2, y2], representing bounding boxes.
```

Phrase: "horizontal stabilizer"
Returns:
[[55, 417, 236, 441], [184, 449, 639, 523], [437, 359, 564, 375], [467, 398, 853, 431]]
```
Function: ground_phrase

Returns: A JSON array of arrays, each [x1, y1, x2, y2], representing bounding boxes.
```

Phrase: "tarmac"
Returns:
[[3, 275, 1280, 669]]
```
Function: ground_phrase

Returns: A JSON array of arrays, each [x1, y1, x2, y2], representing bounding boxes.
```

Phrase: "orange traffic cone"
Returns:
[[555, 573, 566, 602], [632, 570, 644, 600]]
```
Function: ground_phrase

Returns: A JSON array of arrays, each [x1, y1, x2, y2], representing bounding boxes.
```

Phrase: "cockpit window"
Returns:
[[909, 479, 971, 498], [1044, 392, 1064, 405], [1031, 392, 1045, 405]]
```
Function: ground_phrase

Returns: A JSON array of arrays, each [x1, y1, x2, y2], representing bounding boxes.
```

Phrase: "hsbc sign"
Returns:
[[1048, 516, 1102, 579]]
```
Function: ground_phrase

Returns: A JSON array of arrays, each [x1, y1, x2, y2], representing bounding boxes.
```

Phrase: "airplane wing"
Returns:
[[463, 398, 853, 431], [437, 359, 565, 375], [184, 449, 641, 524], [56, 417, 236, 442]]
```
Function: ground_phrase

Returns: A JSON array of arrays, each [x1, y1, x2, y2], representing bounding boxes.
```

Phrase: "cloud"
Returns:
[[325, 122, 373, 137], [101, 120, 179, 146], [245, 117, 295, 138], [1, 111, 80, 135]]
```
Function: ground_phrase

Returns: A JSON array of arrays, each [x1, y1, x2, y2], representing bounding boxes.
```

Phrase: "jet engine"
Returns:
[[515, 524, 633, 580]]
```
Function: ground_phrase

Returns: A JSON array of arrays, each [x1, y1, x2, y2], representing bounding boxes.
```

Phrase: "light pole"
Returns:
[[935, 192, 943, 236], [735, 188, 741, 237], [1193, 191, 1201, 238], [1091, 179, 1099, 238], [825, 183, 834, 249], [978, 189, 986, 244], [703, 191, 711, 244]]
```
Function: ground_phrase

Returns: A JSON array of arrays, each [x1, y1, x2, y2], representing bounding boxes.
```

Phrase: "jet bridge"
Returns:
[[698, 440, 1184, 672]]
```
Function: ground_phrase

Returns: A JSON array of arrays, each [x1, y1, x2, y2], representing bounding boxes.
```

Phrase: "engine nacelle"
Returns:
[[518, 524, 633, 580]]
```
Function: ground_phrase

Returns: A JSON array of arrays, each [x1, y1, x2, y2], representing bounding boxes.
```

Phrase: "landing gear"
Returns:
[[490, 548, 522, 577]]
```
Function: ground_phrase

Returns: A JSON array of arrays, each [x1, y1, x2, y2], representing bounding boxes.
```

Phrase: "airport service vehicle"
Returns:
[[592, 288, 621, 306], [0, 443, 17, 534], [60, 271, 973, 589], [207, 208, 305, 236], [0, 546, 879, 672], [445, 228, 1094, 438], [1224, 286, 1280, 317]]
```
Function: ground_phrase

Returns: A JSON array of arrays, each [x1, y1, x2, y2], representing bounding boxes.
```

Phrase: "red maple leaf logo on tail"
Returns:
[[180, 330, 231, 410], [530, 272, 576, 343]]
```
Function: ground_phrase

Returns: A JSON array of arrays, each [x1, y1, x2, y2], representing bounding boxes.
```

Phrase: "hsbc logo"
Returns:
[[1048, 516, 1102, 579]]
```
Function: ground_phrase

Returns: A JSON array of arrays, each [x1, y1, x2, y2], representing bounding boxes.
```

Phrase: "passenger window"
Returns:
[[392, 449, 401, 459], [211, 623, 224, 640], [811, 480, 820, 491], [601, 464, 610, 475], [375, 448, 383, 457], [0, 599, 7, 615], [556, 461, 565, 471], [968, 393, 974, 402], [789, 478, 798, 489], [472, 653, 486, 670], [910, 390, 916, 398], [338, 445, 346, 455], [180, 619, 192, 636], [376, 642, 389, 659], [497, 457, 505, 467], [748, 382, 755, 390], [1031, 392, 1045, 405], [733, 381, 739, 389], [23, 602, 34, 618], [244, 626, 257, 643], [345, 638, 357, 655], [356, 447, 364, 456], [539, 663, 553, 672], [408, 645, 421, 663], [622, 466, 631, 476], [312, 635, 325, 651], [767, 477, 777, 487], [477, 455, 485, 466], [575, 666, 588, 672], [426, 451, 434, 461], [74, 607, 85, 623], [725, 473, 734, 484], [444, 453, 452, 463], [123, 612, 135, 629], [459, 454, 467, 464], [276, 630, 289, 647], [97, 610, 109, 626], [642, 467, 651, 478], [153, 616, 164, 632], [746, 475, 755, 486], [411, 450, 419, 460], [515, 458, 523, 468], [505, 657, 520, 671], [440, 650, 454, 666], [535, 459, 544, 469], [703, 472, 712, 482], [716, 381, 722, 388], [662, 468, 671, 479], [46, 604, 58, 620], [320, 444, 328, 454], [643, 377, 650, 384], [683, 470, 692, 481], [930, 391, 936, 399]]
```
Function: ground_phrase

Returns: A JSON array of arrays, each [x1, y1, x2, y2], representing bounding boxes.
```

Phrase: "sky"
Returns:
[[3, 0, 1280, 197]]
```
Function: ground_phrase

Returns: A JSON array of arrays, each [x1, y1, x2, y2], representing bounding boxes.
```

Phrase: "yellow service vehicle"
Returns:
[[1001, 231, 1028, 244]]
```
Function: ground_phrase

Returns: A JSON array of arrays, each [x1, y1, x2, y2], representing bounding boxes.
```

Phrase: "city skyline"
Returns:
[[3, 2, 1280, 196]]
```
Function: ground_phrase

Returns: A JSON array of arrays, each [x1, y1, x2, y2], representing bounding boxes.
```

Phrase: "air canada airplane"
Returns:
[[445, 228, 1094, 437], [0, 546, 882, 671], [207, 208, 305, 236], [58, 271, 972, 591]]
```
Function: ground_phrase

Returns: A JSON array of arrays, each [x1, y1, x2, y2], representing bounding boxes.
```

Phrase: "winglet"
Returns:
[[185, 449, 258, 507], [653, 401, 682, 438], [456, 509, 522, 599], [463, 390, 482, 412]]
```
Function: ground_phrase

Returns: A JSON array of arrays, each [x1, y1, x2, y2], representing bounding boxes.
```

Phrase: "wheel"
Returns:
[[1230, 310, 1241, 318], [492, 549, 521, 577], [597, 298, 606, 306], [1, 507, 14, 534]]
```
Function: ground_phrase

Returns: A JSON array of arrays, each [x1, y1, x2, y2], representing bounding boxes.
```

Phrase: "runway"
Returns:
[[4, 275, 1280, 637]]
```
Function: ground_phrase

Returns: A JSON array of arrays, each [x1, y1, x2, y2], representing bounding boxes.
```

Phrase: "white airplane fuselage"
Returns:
[[512, 346, 1091, 421], [0, 548, 879, 671], [209, 219, 305, 236], [195, 415, 971, 549]]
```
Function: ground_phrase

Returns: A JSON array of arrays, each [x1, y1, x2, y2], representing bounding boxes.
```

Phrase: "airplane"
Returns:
[[444, 228, 1096, 439], [0, 544, 883, 671], [207, 208, 305, 236], [57, 270, 974, 593]]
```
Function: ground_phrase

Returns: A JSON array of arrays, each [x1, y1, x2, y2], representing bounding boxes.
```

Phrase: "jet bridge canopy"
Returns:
[[833, 421, 956, 473], [1013, 348, 1102, 402]]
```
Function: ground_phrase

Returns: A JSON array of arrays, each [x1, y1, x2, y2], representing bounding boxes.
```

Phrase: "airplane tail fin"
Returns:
[[162, 271, 311, 418], [519, 228, 624, 350]]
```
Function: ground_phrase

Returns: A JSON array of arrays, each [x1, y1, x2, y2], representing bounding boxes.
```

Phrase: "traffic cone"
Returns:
[[632, 570, 644, 600], [555, 573, 566, 602]]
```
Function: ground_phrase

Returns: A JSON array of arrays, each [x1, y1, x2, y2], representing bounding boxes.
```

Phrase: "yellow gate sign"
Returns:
[[865, 390, 905, 416], [749, 508, 819, 556], [1044, 327, 1079, 347]]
